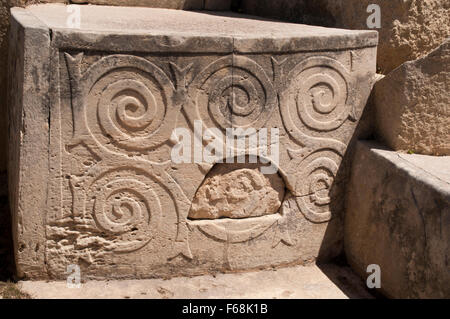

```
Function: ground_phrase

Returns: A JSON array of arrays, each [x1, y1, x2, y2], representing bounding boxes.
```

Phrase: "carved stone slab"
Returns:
[[8, 4, 378, 279]]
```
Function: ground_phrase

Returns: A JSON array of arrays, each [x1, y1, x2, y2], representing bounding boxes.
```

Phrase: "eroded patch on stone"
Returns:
[[189, 166, 285, 219]]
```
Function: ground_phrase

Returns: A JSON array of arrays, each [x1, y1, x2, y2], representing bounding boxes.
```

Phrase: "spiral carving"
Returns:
[[78, 55, 176, 153], [294, 150, 342, 223], [187, 56, 276, 137], [98, 78, 165, 138], [281, 57, 352, 137], [89, 170, 162, 252]]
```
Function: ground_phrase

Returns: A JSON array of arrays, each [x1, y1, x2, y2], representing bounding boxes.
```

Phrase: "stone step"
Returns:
[[18, 264, 375, 299], [346, 141, 450, 299], [8, 4, 377, 280]]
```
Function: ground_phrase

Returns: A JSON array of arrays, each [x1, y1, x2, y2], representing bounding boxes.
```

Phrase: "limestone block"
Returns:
[[346, 141, 450, 298], [8, 4, 377, 279], [374, 39, 449, 156], [240, 0, 450, 73]]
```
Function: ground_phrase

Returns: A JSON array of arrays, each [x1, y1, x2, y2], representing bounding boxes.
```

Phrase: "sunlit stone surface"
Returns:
[[8, 4, 377, 279]]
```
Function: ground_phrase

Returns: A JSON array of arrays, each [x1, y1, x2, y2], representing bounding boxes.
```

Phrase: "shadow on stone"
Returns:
[[314, 96, 385, 299], [0, 172, 15, 282]]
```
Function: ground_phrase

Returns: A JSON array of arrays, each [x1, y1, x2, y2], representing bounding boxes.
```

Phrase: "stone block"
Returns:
[[374, 39, 450, 156], [8, 4, 377, 279], [346, 141, 450, 298]]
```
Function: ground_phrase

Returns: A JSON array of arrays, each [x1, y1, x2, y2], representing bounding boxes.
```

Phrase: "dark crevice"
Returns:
[[0, 173, 15, 282]]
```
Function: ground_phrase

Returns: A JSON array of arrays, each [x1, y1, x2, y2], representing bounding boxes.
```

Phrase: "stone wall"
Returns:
[[0, 0, 231, 189], [2, 1, 447, 188], [239, 0, 449, 156], [7, 4, 377, 279], [0, 0, 230, 281], [240, 0, 450, 74], [1, 1, 57, 182], [346, 141, 450, 298], [374, 40, 449, 156]]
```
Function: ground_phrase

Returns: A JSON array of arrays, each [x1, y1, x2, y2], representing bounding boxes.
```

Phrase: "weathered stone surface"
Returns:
[[1, 1, 231, 173], [0, 1, 68, 172], [8, 6, 51, 279], [190, 166, 285, 219], [374, 39, 449, 156], [240, 0, 450, 73], [9, 4, 377, 279], [346, 141, 450, 298], [19, 264, 374, 299]]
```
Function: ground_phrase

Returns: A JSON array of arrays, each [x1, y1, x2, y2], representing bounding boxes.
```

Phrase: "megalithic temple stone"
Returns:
[[8, 4, 377, 279]]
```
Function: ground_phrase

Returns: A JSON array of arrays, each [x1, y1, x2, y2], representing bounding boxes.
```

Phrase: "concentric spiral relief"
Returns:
[[87, 168, 162, 252], [67, 54, 178, 154], [293, 150, 342, 223], [281, 57, 352, 141], [59, 50, 362, 274], [187, 56, 276, 137], [92, 75, 166, 148]]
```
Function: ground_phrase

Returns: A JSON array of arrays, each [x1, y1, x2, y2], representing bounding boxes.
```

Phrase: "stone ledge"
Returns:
[[20, 4, 378, 53], [345, 141, 450, 298], [18, 264, 374, 299]]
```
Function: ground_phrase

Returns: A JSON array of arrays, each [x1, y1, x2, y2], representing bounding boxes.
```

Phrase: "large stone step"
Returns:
[[8, 4, 377, 279], [346, 141, 450, 298]]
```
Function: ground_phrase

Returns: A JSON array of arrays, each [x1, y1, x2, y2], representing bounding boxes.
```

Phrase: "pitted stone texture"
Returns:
[[9, 4, 377, 279], [346, 141, 450, 299], [189, 166, 285, 219], [374, 39, 450, 156], [19, 264, 375, 299], [240, 0, 450, 73]]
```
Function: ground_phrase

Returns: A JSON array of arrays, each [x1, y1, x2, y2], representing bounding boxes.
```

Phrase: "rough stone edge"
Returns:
[[49, 29, 378, 54], [357, 141, 450, 199], [20, 4, 378, 54], [8, 7, 51, 279], [345, 140, 450, 298], [374, 38, 450, 156], [50, 28, 235, 53], [233, 31, 378, 53]]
